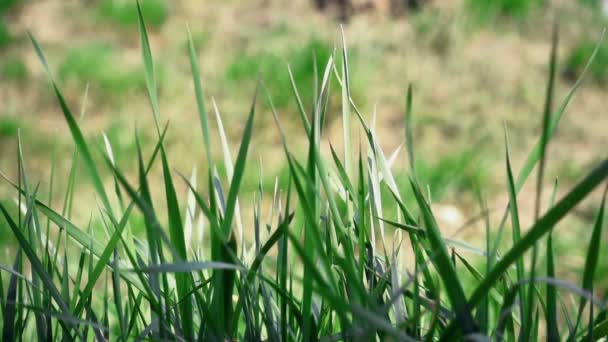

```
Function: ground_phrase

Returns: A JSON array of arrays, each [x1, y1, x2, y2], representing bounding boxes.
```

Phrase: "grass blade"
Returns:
[[571, 185, 607, 339], [546, 179, 559, 341], [220, 88, 257, 241], [137, 0, 161, 131], [212, 99, 244, 255], [409, 178, 478, 334], [187, 24, 213, 167], [27, 33, 114, 219], [469, 160, 606, 334], [159, 146, 194, 340], [405, 84, 416, 178]]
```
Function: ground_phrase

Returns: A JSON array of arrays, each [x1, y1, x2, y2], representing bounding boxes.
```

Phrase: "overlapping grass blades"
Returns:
[[0, 7, 606, 341]]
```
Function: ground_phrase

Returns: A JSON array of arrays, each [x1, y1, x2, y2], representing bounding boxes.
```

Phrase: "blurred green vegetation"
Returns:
[[0, 0, 18, 13], [1, 56, 28, 81], [98, 0, 168, 28], [564, 39, 608, 84], [381, 146, 490, 212], [467, 0, 545, 22], [580, 0, 602, 8], [0, 20, 11, 48], [226, 38, 354, 111], [58, 43, 148, 96], [102, 120, 140, 165], [0, 0, 18, 48], [0, 116, 23, 140], [181, 30, 210, 54]]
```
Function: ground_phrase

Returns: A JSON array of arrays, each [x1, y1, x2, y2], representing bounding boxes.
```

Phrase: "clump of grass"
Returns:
[[467, 0, 545, 23], [1, 56, 28, 82], [0, 4, 607, 341], [580, 0, 604, 9], [0, 20, 11, 48], [98, 0, 168, 28], [564, 38, 608, 84], [0, 116, 22, 139], [58, 43, 147, 96], [226, 38, 357, 112], [0, 0, 19, 48]]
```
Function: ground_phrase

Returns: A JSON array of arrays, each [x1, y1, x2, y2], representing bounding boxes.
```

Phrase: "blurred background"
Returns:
[[0, 0, 607, 285]]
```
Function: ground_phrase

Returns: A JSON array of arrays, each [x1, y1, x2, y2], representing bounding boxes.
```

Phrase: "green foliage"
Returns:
[[564, 39, 608, 84], [381, 148, 489, 216], [0, 116, 22, 139], [182, 30, 209, 54], [467, 0, 545, 22], [0, 0, 18, 14], [0, 14, 606, 342], [98, 0, 168, 28], [417, 147, 488, 199], [0, 20, 11, 48], [102, 120, 141, 166], [58, 44, 147, 95], [580, 0, 602, 9], [1, 56, 28, 81], [226, 38, 344, 110]]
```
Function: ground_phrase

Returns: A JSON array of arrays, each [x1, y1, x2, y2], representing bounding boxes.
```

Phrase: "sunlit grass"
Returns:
[[0, 3, 607, 341]]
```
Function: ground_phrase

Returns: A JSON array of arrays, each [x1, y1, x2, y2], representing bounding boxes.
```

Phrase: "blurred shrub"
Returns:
[[1, 56, 28, 81], [98, 0, 168, 28], [58, 44, 146, 95], [564, 39, 608, 84], [467, 0, 545, 22]]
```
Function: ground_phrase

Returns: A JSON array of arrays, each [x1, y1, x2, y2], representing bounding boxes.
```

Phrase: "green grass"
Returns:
[[467, 0, 545, 22], [0, 116, 22, 140], [98, 0, 168, 28], [0, 0, 18, 14], [564, 38, 608, 84], [0, 7, 607, 341], [58, 43, 148, 96], [0, 20, 11, 48], [1, 56, 28, 82], [0, 0, 19, 48], [226, 38, 359, 112]]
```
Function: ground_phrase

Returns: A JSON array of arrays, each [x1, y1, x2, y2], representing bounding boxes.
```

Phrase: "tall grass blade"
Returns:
[[475, 160, 606, 324], [405, 84, 416, 177], [515, 29, 605, 191], [0, 203, 76, 338], [159, 146, 194, 340], [546, 179, 559, 341], [2, 249, 21, 342], [137, 0, 161, 132], [212, 98, 244, 255], [409, 178, 477, 334], [187, 25, 213, 167], [571, 185, 607, 339], [524, 25, 558, 341], [220, 88, 256, 241], [27, 33, 114, 219]]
